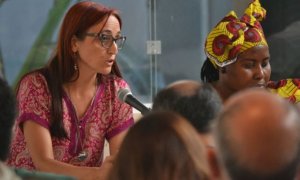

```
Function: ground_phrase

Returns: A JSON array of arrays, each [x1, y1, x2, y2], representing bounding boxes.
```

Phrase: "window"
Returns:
[[1, 0, 297, 103]]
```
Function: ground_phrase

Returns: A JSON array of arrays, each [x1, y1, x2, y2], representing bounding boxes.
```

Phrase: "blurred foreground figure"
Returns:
[[214, 88, 300, 180], [109, 111, 211, 180]]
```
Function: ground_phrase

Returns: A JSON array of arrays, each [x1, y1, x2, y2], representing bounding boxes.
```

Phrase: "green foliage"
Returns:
[[14, 0, 71, 87]]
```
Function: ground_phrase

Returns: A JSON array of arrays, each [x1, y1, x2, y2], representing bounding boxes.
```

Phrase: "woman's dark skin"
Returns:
[[212, 45, 271, 102]]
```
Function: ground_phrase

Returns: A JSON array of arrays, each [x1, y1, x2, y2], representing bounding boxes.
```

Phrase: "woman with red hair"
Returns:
[[7, 1, 134, 179]]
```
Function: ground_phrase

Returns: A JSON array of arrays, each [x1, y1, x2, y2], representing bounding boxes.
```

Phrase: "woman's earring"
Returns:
[[74, 63, 78, 71], [73, 52, 78, 71]]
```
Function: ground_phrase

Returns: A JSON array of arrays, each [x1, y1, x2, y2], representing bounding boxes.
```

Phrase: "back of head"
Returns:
[[109, 111, 210, 180], [214, 88, 300, 180], [152, 80, 222, 133], [0, 78, 16, 161]]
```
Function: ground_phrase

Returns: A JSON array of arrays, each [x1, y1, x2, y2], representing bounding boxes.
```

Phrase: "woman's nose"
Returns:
[[108, 41, 118, 55], [254, 65, 264, 80]]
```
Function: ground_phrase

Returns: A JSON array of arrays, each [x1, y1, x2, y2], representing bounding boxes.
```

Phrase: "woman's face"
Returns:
[[219, 45, 271, 92], [73, 15, 121, 75]]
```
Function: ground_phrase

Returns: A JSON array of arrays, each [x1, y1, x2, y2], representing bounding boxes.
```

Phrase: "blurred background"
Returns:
[[1, 0, 299, 103]]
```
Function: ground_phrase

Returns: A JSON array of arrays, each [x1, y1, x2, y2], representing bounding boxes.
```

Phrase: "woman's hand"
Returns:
[[23, 120, 115, 180]]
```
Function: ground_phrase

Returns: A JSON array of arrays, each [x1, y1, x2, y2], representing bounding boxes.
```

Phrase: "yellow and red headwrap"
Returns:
[[205, 0, 268, 68]]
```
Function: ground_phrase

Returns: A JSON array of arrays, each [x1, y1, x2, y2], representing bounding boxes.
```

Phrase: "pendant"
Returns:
[[77, 150, 88, 161]]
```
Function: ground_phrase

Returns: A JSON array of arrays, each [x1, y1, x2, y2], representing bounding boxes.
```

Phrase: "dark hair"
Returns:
[[16, 1, 123, 138], [200, 58, 219, 83], [0, 78, 16, 161], [109, 111, 210, 180], [152, 83, 222, 133]]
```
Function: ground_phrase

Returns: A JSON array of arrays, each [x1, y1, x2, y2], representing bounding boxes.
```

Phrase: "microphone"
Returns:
[[117, 88, 150, 115]]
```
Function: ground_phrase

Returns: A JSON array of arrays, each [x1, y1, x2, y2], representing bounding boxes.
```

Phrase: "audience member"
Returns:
[[152, 80, 222, 145], [109, 111, 211, 180], [0, 78, 16, 163], [200, 0, 300, 104], [0, 78, 19, 179], [214, 88, 300, 180], [152, 80, 223, 179], [6, 1, 133, 180]]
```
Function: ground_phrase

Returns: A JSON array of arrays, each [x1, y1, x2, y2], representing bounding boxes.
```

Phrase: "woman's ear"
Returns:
[[71, 36, 79, 53], [220, 67, 227, 73]]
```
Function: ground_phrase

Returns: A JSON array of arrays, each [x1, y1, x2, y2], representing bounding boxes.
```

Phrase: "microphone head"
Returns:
[[117, 88, 132, 102]]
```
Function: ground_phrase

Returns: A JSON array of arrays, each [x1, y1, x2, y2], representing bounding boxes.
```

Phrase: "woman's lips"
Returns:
[[105, 59, 114, 66], [254, 83, 266, 88]]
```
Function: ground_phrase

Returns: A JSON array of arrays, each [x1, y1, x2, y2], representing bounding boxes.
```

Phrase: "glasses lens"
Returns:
[[116, 37, 126, 50], [98, 34, 126, 49], [99, 34, 112, 48]]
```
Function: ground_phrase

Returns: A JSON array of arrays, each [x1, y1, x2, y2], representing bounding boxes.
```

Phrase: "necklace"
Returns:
[[66, 77, 98, 161], [75, 116, 87, 161]]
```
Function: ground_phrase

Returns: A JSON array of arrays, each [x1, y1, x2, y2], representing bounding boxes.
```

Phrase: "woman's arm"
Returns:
[[23, 120, 106, 180], [108, 130, 127, 155]]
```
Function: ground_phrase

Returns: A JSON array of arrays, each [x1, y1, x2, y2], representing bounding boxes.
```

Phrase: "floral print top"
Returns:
[[7, 72, 134, 170]]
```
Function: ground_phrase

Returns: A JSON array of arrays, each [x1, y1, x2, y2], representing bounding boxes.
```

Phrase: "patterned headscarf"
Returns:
[[205, 0, 268, 68]]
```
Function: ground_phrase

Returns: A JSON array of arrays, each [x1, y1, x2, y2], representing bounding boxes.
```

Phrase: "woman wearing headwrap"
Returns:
[[201, 0, 300, 104]]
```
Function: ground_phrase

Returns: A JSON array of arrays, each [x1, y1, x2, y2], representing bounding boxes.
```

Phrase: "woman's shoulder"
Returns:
[[267, 78, 300, 104], [267, 78, 300, 89], [18, 71, 49, 95], [20, 71, 47, 85]]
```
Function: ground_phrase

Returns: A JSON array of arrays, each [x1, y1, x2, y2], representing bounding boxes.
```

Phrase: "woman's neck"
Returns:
[[211, 81, 234, 103], [68, 69, 98, 92], [64, 73, 98, 118]]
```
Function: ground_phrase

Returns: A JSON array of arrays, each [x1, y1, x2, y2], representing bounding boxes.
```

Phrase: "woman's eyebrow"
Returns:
[[241, 57, 270, 62], [100, 29, 121, 34], [99, 29, 112, 34], [240, 58, 256, 62]]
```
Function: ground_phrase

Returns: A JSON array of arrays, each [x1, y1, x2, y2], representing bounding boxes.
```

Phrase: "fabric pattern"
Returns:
[[267, 79, 300, 104], [6, 72, 134, 169], [204, 0, 268, 67]]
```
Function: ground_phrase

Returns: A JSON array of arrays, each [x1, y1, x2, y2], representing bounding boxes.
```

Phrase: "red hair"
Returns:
[[53, 1, 122, 83]]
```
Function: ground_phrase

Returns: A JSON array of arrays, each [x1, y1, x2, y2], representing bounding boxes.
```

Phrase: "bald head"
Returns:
[[164, 80, 201, 96], [215, 88, 300, 179]]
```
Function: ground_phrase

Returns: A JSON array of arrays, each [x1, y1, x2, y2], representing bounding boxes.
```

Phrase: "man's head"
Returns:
[[0, 78, 16, 161], [152, 80, 222, 133], [214, 88, 300, 180], [152, 80, 223, 179]]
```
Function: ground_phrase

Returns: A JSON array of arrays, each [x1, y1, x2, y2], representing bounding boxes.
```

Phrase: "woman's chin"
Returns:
[[98, 68, 112, 75]]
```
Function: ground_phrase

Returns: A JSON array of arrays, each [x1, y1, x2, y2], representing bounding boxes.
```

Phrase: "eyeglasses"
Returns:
[[85, 32, 126, 50]]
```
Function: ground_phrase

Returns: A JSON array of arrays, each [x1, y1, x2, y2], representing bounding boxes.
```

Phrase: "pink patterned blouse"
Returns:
[[6, 72, 134, 170]]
